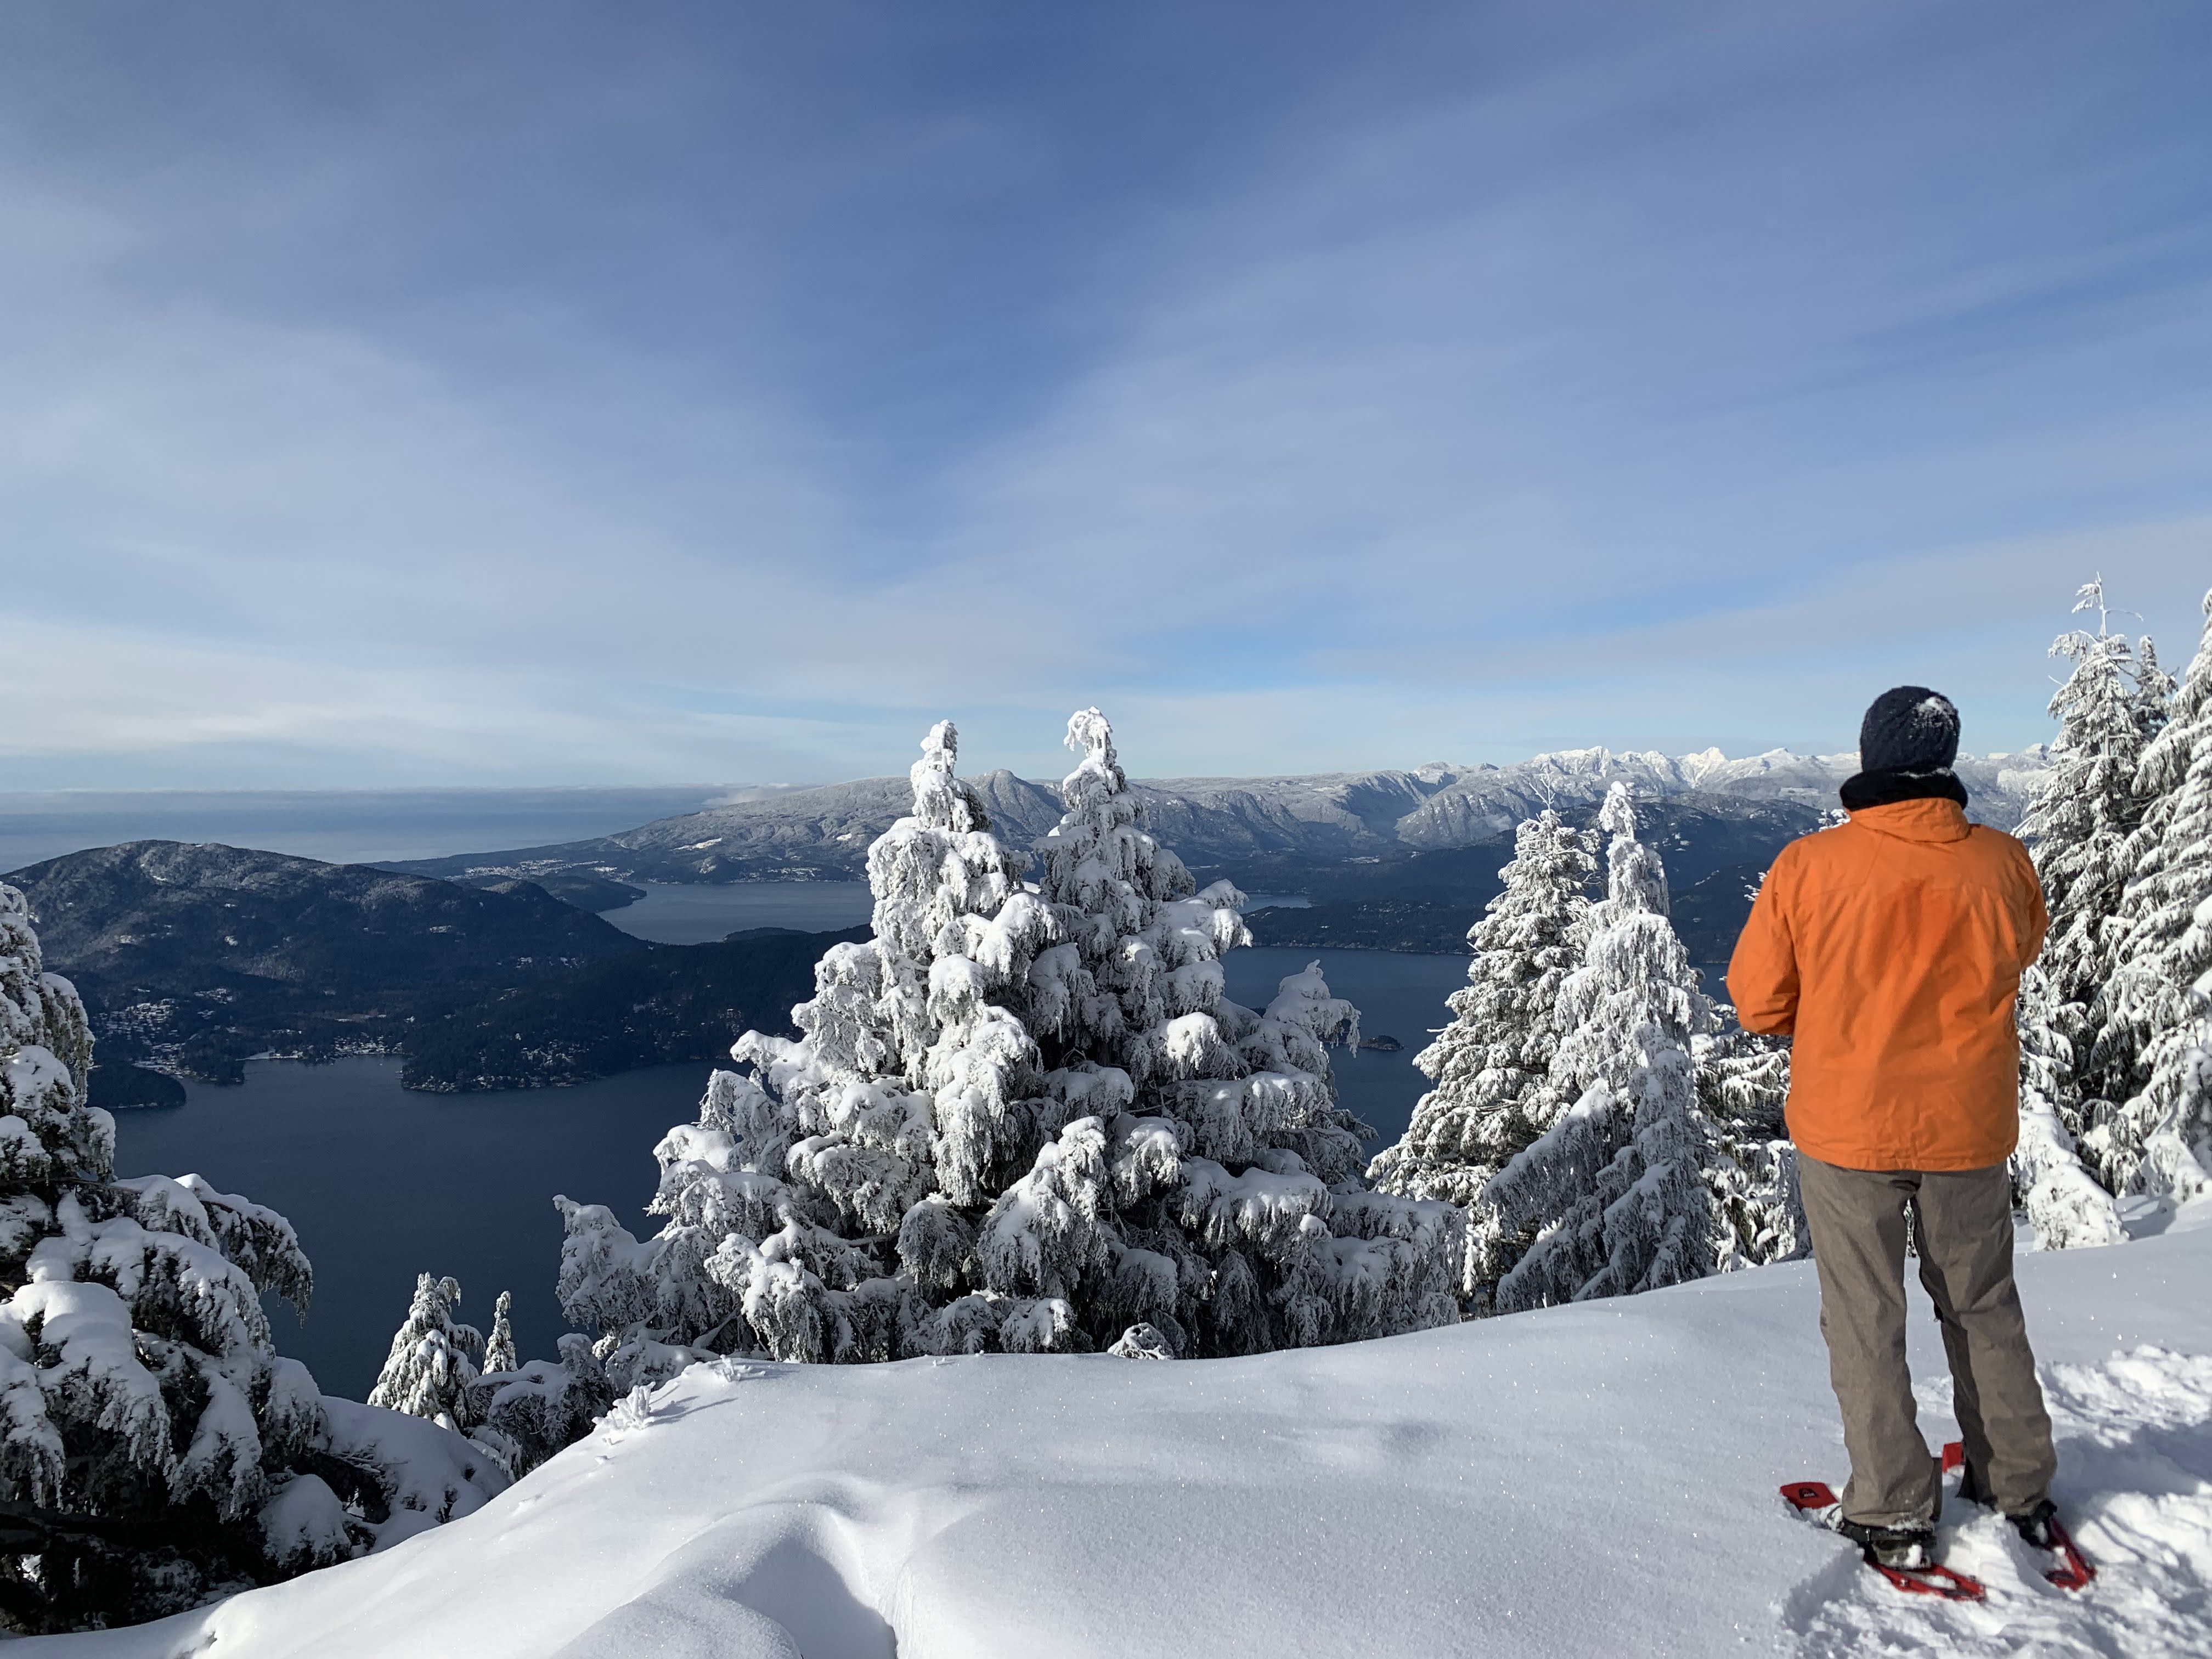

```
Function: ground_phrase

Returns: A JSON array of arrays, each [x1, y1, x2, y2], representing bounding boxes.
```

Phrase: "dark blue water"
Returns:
[[0, 787, 724, 873], [111, 946, 1469, 1402], [607, 881, 874, 943], [113, 1060, 709, 1403], [1222, 947, 1466, 1148], [602, 884, 1314, 945]]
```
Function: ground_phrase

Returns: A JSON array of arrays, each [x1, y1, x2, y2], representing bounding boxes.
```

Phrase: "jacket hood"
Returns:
[[1845, 796, 1973, 844]]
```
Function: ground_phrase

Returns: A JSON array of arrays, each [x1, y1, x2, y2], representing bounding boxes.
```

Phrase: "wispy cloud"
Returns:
[[2, 2, 2207, 786]]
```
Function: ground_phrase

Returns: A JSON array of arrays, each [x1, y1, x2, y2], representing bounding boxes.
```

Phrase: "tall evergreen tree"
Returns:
[[2089, 588, 2212, 1201], [969, 710, 1459, 1354], [0, 883, 497, 1630], [2018, 579, 2168, 1114], [482, 1290, 517, 1378], [557, 713, 1460, 1378], [1367, 810, 1596, 1307], [2134, 635, 2180, 749], [1483, 784, 1728, 1312], [555, 717, 1036, 1383]]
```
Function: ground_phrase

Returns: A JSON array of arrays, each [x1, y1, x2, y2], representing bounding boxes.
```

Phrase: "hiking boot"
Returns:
[[2009, 1499, 2062, 1550], [1835, 1516, 1936, 1569]]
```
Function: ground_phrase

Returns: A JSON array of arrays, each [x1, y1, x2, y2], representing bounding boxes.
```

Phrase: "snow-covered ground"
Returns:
[[37, 1206, 2212, 1658]]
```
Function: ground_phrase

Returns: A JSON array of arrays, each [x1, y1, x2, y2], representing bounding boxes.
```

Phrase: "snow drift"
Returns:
[[33, 1203, 2212, 1659]]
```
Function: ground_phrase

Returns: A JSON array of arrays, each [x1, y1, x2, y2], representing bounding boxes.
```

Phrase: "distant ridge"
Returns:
[[2, 840, 847, 1093], [387, 744, 2053, 887]]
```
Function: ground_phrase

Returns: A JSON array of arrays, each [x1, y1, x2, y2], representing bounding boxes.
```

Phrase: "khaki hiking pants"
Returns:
[[1798, 1156, 2057, 1528]]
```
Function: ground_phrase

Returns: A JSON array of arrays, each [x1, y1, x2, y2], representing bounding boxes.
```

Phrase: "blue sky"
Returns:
[[4, 1, 2209, 787]]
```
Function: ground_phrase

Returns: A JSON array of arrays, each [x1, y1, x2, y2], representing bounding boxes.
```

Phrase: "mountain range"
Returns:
[[1242, 793, 1826, 964], [387, 745, 2052, 888]]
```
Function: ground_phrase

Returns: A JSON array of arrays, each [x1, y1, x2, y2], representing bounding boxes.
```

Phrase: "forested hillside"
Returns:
[[403, 926, 866, 1091], [5, 841, 642, 1086]]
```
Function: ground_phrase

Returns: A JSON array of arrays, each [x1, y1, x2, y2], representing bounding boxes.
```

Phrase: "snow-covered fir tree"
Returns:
[[1481, 783, 1729, 1312], [555, 712, 1461, 1384], [2012, 964, 2126, 1248], [368, 1275, 485, 1433], [1695, 1020, 1805, 1268], [2087, 586, 2212, 1202], [0, 883, 499, 1631], [963, 709, 1459, 1355], [1367, 810, 1596, 1308], [482, 1290, 516, 1377], [2135, 634, 2180, 745], [552, 716, 1042, 1383], [1694, 865, 1808, 1269], [2018, 579, 2169, 1111]]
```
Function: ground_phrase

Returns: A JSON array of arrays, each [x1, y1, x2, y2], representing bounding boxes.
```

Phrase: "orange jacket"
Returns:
[[1726, 797, 2047, 1172]]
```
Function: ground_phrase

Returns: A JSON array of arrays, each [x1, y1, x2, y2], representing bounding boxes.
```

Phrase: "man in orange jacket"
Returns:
[[1729, 686, 2062, 1571]]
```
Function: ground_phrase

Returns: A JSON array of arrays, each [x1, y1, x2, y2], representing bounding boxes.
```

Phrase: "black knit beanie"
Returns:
[[1858, 686, 1960, 775]]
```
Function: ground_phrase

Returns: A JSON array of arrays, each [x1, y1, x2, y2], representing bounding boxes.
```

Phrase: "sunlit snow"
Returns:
[[38, 1203, 2212, 1659]]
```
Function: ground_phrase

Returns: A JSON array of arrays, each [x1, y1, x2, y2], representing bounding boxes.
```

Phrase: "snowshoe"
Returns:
[[1779, 1479, 1986, 1601], [1834, 1516, 1937, 1570], [1939, 1442, 2097, 1591], [2007, 1496, 2097, 1590]]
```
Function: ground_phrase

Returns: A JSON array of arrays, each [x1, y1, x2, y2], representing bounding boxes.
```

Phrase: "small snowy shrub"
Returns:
[[464, 1333, 612, 1480], [1109, 1322, 1173, 1359], [2012, 967, 2125, 1248], [557, 711, 1462, 1379], [0, 883, 501, 1632], [1697, 1020, 1807, 1268], [483, 1288, 517, 1376], [364, 1276, 612, 1480]]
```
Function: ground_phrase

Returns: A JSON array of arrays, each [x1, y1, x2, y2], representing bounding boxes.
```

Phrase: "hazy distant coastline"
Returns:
[[0, 785, 727, 871]]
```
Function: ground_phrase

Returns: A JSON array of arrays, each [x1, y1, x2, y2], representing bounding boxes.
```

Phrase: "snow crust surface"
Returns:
[[31, 1205, 2212, 1659]]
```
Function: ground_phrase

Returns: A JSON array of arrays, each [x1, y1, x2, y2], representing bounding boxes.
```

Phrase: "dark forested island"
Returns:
[[4, 842, 830, 1093], [435, 867, 647, 913], [403, 925, 867, 1091]]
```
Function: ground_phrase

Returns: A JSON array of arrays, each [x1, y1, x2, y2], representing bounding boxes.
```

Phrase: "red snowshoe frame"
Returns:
[[1779, 1442, 2097, 1602], [1940, 1441, 2096, 1590], [1778, 1479, 1985, 1600]]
